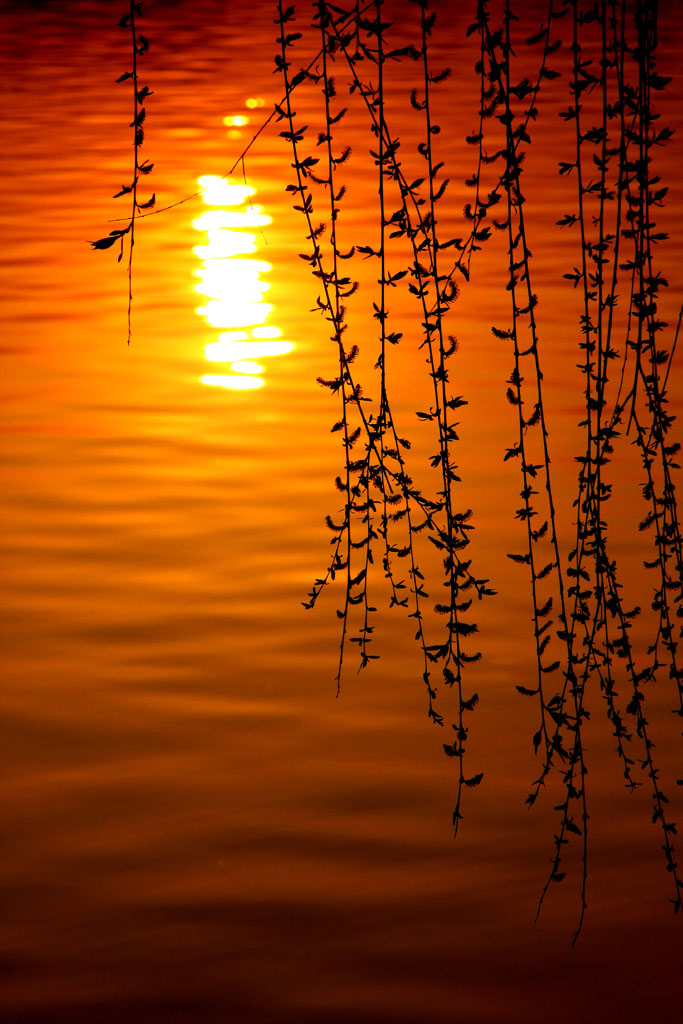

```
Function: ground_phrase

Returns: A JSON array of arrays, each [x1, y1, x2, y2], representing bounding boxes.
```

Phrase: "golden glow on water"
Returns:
[[230, 360, 265, 374], [201, 373, 265, 390], [198, 176, 254, 206], [193, 232, 257, 260], [251, 326, 282, 339], [194, 170, 293, 390], [5, 11, 683, 1021], [194, 210, 271, 229], [205, 340, 293, 361], [198, 299, 272, 328]]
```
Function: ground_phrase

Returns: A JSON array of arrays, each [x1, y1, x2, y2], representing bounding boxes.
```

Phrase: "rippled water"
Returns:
[[1, 1, 682, 1021]]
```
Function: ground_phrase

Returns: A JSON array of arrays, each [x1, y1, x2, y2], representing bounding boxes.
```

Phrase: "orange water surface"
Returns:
[[1, 1, 682, 1021]]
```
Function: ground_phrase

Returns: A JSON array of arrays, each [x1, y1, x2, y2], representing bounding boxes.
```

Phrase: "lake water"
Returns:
[[1, 1, 682, 1021]]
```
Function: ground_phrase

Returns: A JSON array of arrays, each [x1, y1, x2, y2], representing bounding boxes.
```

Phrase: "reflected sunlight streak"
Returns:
[[194, 170, 292, 390], [205, 340, 294, 361], [230, 360, 265, 374], [201, 373, 265, 390]]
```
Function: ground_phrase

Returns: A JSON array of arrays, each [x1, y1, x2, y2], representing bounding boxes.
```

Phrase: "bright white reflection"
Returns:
[[193, 210, 271, 230], [194, 260, 271, 284], [199, 175, 254, 206], [215, 330, 249, 341], [205, 340, 294, 361], [202, 374, 265, 390], [251, 326, 281, 339], [197, 300, 273, 328], [194, 273, 271, 301], [194, 278, 271, 300], [193, 232, 257, 260], [230, 360, 265, 374], [194, 170, 293, 390]]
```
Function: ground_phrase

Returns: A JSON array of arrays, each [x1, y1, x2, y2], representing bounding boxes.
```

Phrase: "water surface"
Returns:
[[1, 1, 682, 1021]]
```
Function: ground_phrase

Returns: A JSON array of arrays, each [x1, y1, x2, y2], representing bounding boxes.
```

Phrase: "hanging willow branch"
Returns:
[[279, 0, 495, 832], [90, 0, 681, 932], [468, 0, 681, 935], [90, 0, 155, 344]]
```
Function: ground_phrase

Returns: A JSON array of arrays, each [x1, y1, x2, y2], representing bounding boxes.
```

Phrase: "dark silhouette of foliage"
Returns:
[[89, 0, 155, 344], [91, 0, 682, 936]]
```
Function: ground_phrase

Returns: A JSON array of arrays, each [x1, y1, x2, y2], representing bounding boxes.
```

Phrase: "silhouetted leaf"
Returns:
[[90, 236, 118, 250]]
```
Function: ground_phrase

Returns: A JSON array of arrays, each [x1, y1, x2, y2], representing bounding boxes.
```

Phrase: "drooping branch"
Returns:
[[89, 0, 155, 344], [88, 0, 681, 931]]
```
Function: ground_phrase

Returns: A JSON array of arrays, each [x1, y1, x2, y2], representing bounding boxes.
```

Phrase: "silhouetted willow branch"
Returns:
[[473, 0, 593, 936], [89, 1, 154, 344], [545, 0, 680, 927], [286, 0, 494, 830], [90, 0, 682, 931], [466, 0, 680, 935]]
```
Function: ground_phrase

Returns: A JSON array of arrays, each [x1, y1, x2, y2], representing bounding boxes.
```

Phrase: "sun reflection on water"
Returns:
[[194, 172, 293, 390]]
